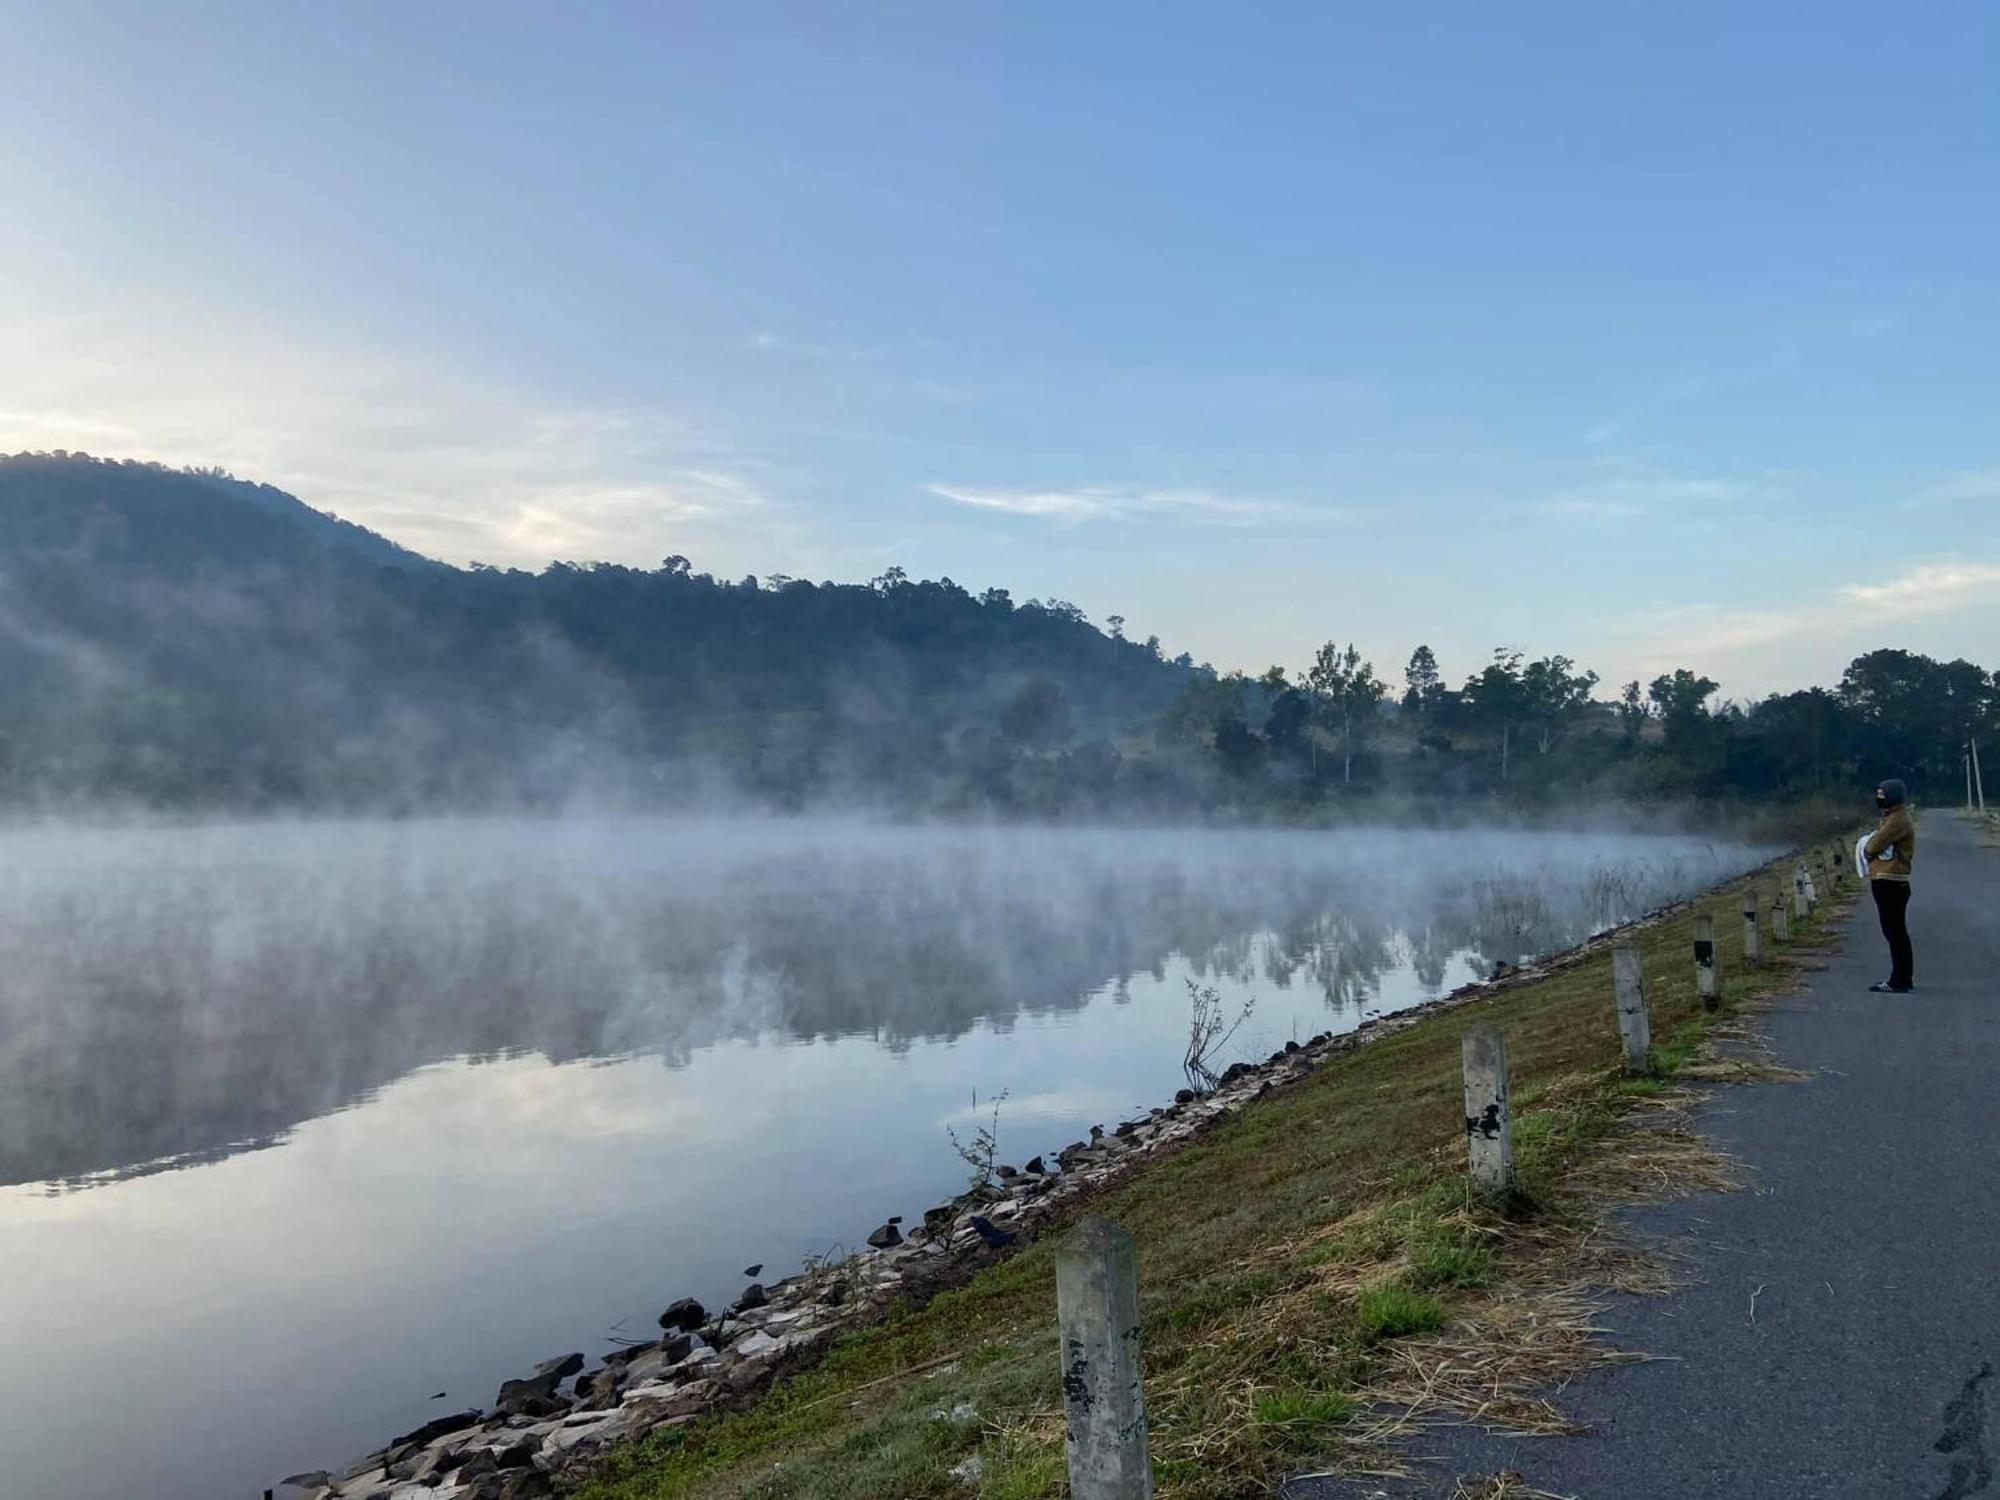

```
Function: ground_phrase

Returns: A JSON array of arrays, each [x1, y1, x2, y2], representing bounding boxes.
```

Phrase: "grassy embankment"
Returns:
[[575, 850, 1852, 1500]]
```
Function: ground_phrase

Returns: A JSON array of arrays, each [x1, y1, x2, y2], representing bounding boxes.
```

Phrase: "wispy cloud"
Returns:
[[1612, 557, 2000, 683], [1841, 561, 2000, 612], [929, 483, 1304, 526], [0, 314, 769, 568], [1529, 463, 1786, 522]]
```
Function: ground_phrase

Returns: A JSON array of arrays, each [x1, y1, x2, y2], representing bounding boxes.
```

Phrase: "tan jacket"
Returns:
[[1865, 805, 1916, 881]]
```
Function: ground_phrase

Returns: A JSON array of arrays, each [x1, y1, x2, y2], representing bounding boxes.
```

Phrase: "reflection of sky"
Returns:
[[0, 819, 1764, 1499], [0, 933, 1473, 1500]]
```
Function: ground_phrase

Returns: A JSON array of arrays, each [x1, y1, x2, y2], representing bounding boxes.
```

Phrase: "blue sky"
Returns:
[[2, 2, 1997, 697]]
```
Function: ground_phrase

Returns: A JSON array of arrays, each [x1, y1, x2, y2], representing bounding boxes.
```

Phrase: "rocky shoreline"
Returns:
[[282, 875, 1748, 1500]]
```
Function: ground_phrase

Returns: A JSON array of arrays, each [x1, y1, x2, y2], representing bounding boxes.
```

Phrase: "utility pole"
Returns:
[[1973, 737, 1988, 815]]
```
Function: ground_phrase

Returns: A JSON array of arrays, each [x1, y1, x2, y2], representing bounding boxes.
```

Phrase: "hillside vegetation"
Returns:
[[1, 452, 1991, 817]]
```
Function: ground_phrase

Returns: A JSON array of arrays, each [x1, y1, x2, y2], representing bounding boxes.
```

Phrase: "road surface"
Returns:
[[1302, 811, 2000, 1500]]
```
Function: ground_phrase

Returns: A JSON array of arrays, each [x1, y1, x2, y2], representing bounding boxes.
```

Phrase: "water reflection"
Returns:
[[0, 817, 1762, 1499], [0, 819, 1737, 1190]]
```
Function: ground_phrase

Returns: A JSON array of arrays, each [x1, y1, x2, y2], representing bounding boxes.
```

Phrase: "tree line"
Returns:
[[0, 452, 1991, 818], [1148, 638, 1996, 813]]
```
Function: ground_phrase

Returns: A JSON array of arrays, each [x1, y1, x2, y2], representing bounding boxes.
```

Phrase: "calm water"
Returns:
[[0, 818, 1765, 1499]]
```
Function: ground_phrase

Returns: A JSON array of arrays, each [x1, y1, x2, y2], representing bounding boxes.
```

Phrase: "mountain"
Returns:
[[0, 452, 1196, 812], [0, 452, 432, 573]]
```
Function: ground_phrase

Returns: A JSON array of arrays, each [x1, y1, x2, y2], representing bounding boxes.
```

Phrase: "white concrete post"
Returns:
[[1056, 1217, 1153, 1500], [1772, 890, 1792, 943], [1741, 890, 1762, 967], [1694, 913, 1721, 1012], [1792, 867, 1811, 921], [1612, 941, 1651, 1074], [1461, 1024, 1514, 1195]]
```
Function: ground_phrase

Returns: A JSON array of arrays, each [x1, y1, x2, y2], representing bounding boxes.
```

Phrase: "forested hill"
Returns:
[[3, 453, 1992, 819], [0, 453, 1196, 811]]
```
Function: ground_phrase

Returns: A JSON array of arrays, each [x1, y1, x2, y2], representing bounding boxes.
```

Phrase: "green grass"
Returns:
[[570, 849, 1849, 1500], [1353, 1283, 1447, 1339]]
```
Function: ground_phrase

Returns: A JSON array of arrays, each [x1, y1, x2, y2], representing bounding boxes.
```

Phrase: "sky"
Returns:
[[1, 1, 1997, 699]]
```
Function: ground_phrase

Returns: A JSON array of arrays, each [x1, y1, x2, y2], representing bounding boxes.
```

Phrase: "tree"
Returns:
[[1520, 654, 1599, 753], [1306, 641, 1386, 784], [1403, 644, 1444, 715], [1616, 680, 1648, 743], [998, 676, 1073, 749], [1462, 649, 1527, 780], [1648, 669, 1720, 750]]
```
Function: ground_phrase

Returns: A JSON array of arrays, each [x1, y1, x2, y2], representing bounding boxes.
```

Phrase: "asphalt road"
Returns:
[[1298, 812, 2000, 1500]]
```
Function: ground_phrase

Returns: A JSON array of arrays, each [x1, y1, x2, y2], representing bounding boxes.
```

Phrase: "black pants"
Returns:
[[1871, 879, 1914, 989]]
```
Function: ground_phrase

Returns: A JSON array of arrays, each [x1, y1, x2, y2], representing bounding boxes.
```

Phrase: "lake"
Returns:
[[0, 818, 1766, 1499]]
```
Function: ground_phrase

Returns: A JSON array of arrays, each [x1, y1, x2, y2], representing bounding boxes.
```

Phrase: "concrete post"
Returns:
[[1772, 890, 1791, 943], [1694, 913, 1721, 1012], [1056, 1216, 1153, 1500], [1792, 868, 1811, 922], [1742, 890, 1762, 967], [1802, 861, 1818, 911], [1461, 1024, 1514, 1195], [1612, 941, 1651, 1074]]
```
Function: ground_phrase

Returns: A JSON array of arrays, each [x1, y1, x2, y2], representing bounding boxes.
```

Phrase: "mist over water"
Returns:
[[0, 817, 1767, 1498]]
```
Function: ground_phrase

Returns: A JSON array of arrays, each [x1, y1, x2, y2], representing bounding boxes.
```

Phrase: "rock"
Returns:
[[819, 1279, 847, 1306], [726, 1354, 777, 1393], [967, 1215, 1017, 1250], [494, 1353, 584, 1413], [491, 1437, 539, 1471], [1283, 1040, 1301, 1055], [656, 1377, 720, 1418], [572, 1369, 623, 1408], [658, 1297, 706, 1332], [1022, 1155, 1046, 1175], [995, 1164, 1017, 1179], [392, 1411, 482, 1449], [741, 1263, 763, 1277], [865, 1222, 903, 1249], [732, 1328, 781, 1358], [537, 1414, 618, 1462], [1113, 1120, 1139, 1138], [733, 1282, 769, 1311], [1174, 1088, 1196, 1104], [495, 1472, 552, 1500], [452, 1449, 498, 1482]]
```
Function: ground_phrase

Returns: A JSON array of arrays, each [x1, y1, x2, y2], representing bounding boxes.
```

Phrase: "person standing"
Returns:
[[1864, 778, 1917, 993]]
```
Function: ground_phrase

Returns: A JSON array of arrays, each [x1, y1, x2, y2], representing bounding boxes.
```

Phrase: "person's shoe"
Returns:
[[1868, 981, 1913, 993]]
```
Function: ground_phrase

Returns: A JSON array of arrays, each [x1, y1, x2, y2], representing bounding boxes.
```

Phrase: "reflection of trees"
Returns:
[[1253, 908, 1403, 1013], [0, 825, 1747, 1189]]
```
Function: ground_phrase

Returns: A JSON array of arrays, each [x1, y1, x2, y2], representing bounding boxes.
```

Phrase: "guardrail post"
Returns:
[[1694, 913, 1721, 1012], [1792, 867, 1811, 922], [1461, 1024, 1514, 1195], [1612, 941, 1651, 1073], [1772, 889, 1792, 943], [1741, 889, 1762, 966], [1056, 1217, 1154, 1500]]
